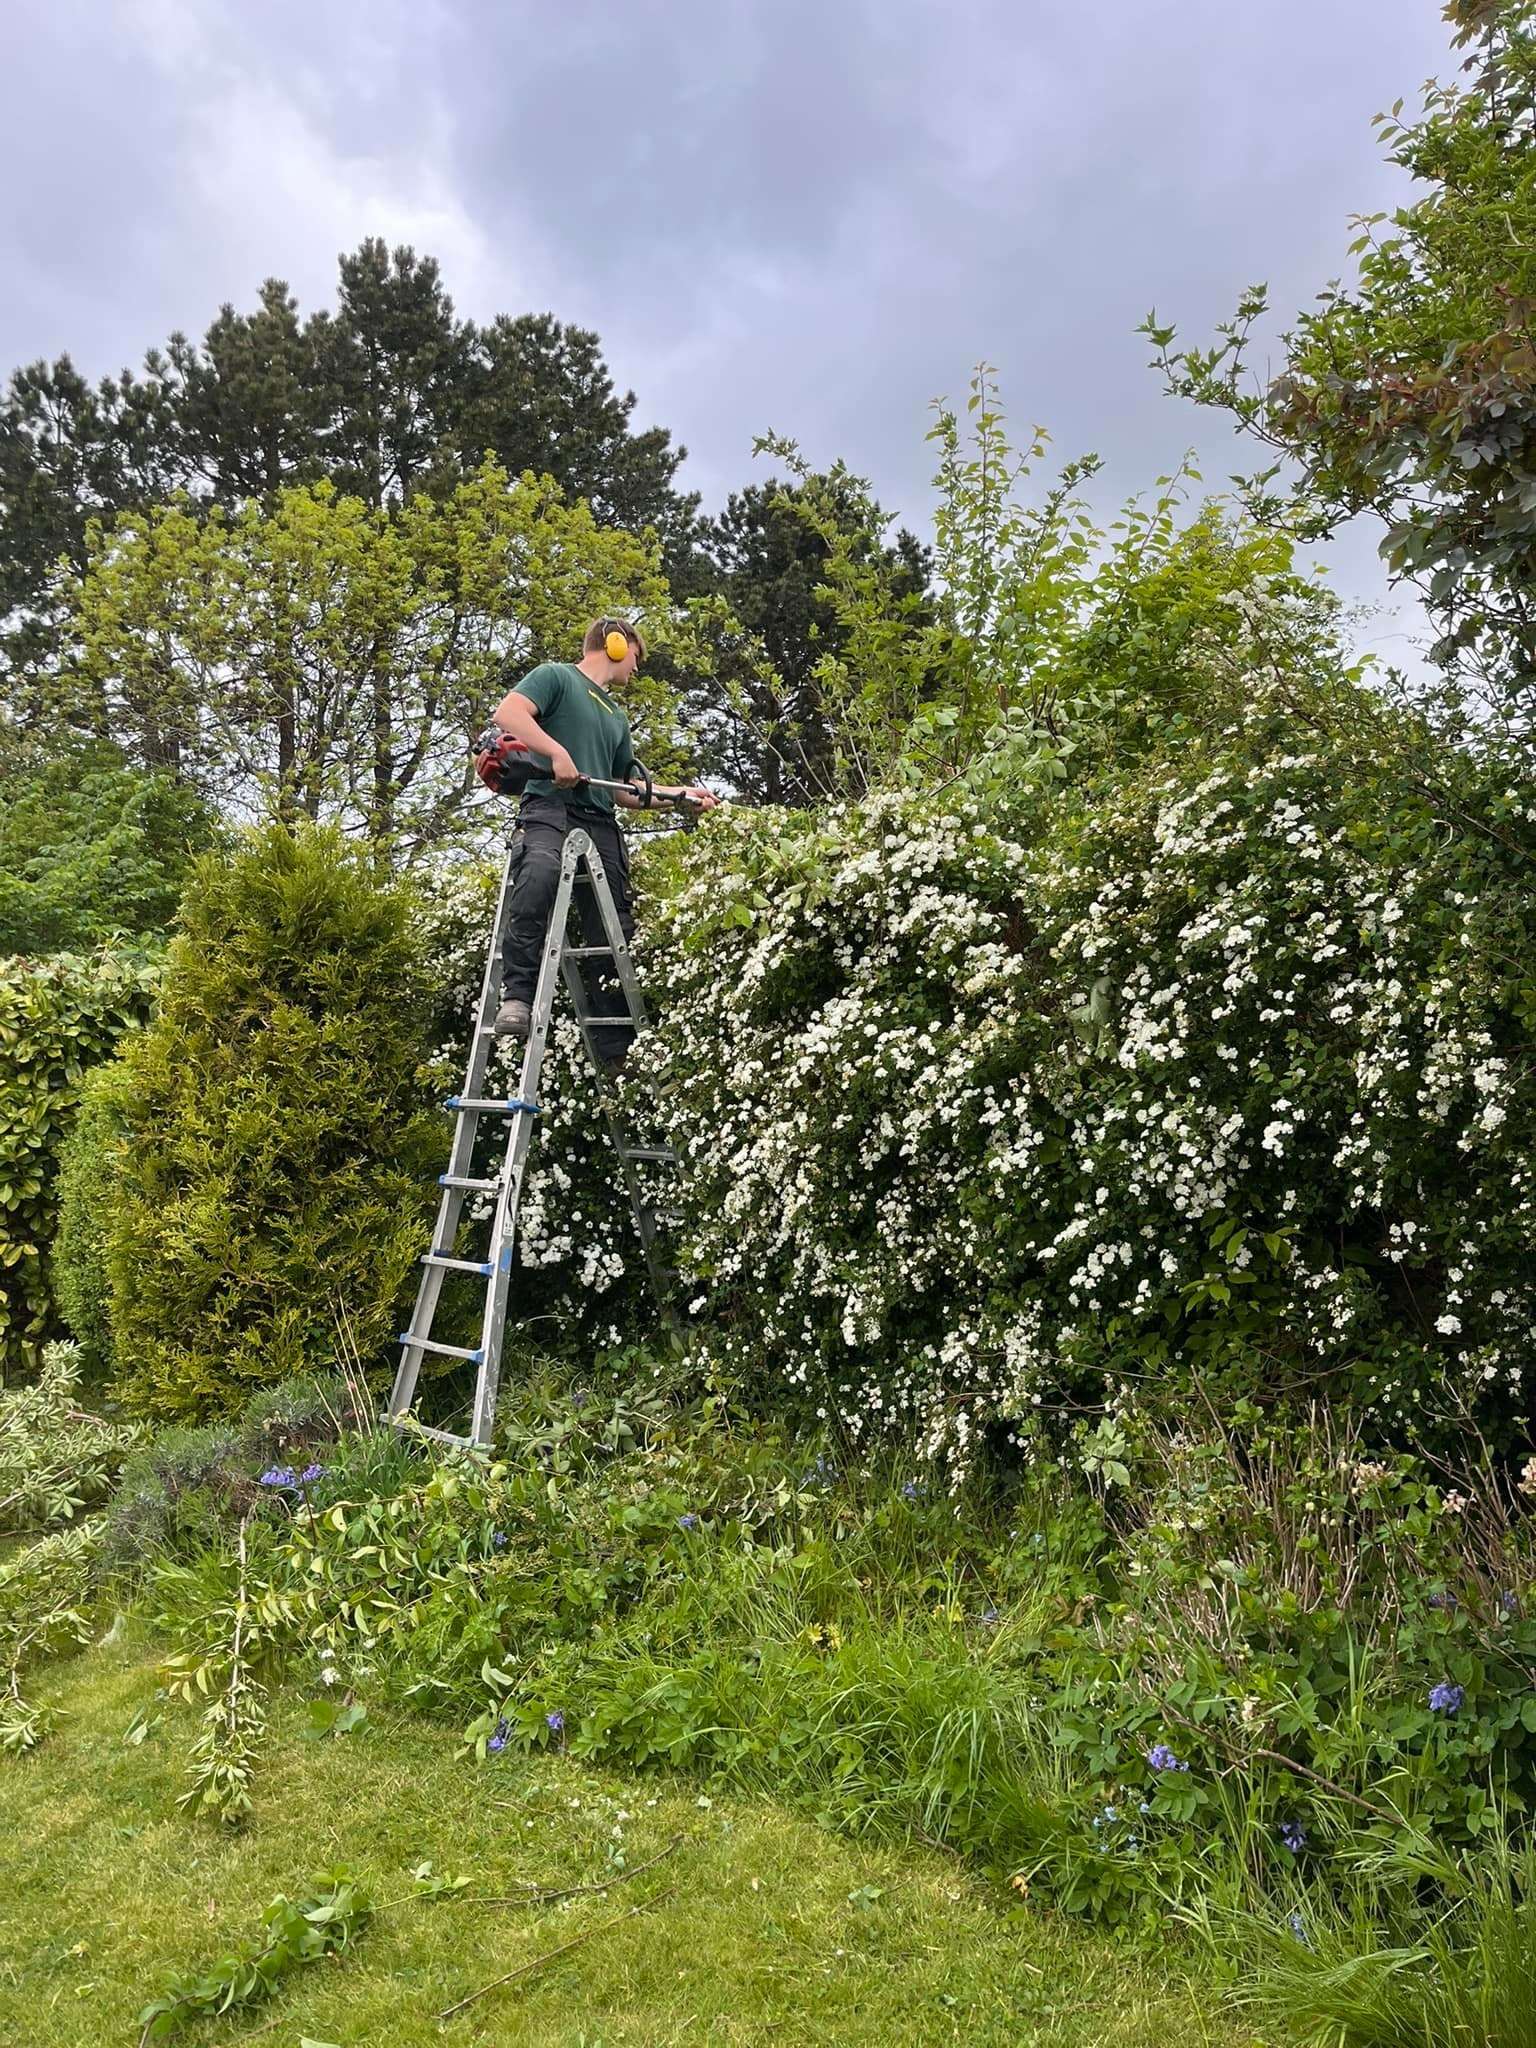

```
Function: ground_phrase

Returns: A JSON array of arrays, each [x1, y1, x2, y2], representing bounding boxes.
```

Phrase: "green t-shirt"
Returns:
[[511, 662, 638, 814]]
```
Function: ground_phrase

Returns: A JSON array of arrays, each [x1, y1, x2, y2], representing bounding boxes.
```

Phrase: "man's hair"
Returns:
[[583, 617, 646, 662]]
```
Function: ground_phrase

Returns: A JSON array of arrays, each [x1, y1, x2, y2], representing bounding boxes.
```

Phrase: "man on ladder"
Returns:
[[479, 618, 717, 1070]]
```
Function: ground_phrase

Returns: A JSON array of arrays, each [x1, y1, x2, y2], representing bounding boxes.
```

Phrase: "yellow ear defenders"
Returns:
[[600, 621, 631, 664]]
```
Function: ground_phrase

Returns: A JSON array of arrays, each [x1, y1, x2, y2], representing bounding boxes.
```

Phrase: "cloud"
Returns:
[[2, 0, 1460, 668]]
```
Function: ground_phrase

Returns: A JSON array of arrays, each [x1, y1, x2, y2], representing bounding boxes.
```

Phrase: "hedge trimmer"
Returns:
[[471, 728, 705, 814]]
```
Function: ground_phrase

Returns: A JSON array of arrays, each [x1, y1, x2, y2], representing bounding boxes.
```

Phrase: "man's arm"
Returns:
[[489, 689, 582, 789]]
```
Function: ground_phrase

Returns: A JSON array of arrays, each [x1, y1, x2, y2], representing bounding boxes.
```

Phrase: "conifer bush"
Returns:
[[73, 824, 442, 1419]]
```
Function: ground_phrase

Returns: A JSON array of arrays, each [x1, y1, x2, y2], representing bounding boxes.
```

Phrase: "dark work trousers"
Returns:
[[499, 794, 636, 1059]]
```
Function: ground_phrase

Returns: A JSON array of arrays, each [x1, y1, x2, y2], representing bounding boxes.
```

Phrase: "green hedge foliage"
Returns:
[[0, 950, 157, 1381], [69, 824, 443, 1419]]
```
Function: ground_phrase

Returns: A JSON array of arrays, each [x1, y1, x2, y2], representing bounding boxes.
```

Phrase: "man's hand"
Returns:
[[674, 784, 719, 812], [549, 748, 583, 789]]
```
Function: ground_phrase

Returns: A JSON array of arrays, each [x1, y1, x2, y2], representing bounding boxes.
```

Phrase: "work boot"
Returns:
[[493, 997, 532, 1040]]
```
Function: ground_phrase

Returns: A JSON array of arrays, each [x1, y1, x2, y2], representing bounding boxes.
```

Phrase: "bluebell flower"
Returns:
[[490, 1530, 508, 1551], [1278, 1820, 1306, 1854], [297, 1462, 326, 1485], [1428, 1681, 1465, 1715], [258, 1465, 297, 1488], [1146, 1742, 1186, 1772], [901, 1480, 921, 1502], [1499, 1590, 1518, 1616], [546, 1709, 565, 1734], [1427, 1589, 1457, 1611], [678, 1513, 699, 1530], [486, 1716, 509, 1755]]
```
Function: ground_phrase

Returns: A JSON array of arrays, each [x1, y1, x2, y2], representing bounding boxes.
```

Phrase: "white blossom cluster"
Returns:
[[425, 728, 1535, 1471]]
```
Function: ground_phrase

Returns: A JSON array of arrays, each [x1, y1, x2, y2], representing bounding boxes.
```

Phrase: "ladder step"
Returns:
[[439, 1173, 499, 1191], [399, 1419, 482, 1450], [445, 1096, 541, 1115], [423, 1253, 494, 1275], [621, 1146, 679, 1164], [573, 1015, 639, 1031], [566, 946, 614, 959], [398, 1334, 485, 1363]]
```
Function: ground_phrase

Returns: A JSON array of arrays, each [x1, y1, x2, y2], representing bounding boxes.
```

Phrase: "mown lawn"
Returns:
[[0, 1637, 1262, 2047]]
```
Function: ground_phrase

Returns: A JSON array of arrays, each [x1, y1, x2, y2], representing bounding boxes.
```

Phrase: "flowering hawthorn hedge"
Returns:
[[501, 704, 1536, 1469]]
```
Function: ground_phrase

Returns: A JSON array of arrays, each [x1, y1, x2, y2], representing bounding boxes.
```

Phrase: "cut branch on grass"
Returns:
[[438, 1885, 679, 2020]]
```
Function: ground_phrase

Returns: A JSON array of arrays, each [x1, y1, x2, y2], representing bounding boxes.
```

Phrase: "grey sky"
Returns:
[[3, 0, 1456, 671]]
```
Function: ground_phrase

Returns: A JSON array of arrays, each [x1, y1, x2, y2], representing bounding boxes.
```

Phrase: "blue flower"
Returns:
[[976, 1605, 1001, 1628], [901, 1480, 922, 1503], [490, 1530, 508, 1551], [258, 1465, 297, 1488], [1428, 1681, 1465, 1715], [297, 1462, 326, 1485], [677, 1513, 699, 1530], [1138, 1800, 1151, 1815], [546, 1709, 565, 1734], [1278, 1820, 1306, 1854], [1146, 1742, 1186, 1772], [1500, 1590, 1518, 1616], [486, 1716, 509, 1755], [1427, 1589, 1457, 1611]]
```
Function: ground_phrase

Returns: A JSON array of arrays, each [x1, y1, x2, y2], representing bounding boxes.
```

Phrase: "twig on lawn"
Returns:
[[464, 1832, 683, 1907], [438, 1884, 678, 2020]]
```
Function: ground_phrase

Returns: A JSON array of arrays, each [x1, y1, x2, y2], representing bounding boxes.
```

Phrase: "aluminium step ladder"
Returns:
[[385, 827, 681, 1450]]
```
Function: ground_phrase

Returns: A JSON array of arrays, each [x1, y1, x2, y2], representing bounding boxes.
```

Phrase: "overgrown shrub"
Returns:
[[0, 948, 157, 1380], [78, 823, 443, 1419], [546, 684, 1534, 1470]]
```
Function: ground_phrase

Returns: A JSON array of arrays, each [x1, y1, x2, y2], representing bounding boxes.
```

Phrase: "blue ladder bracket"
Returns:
[[444, 1096, 542, 1115]]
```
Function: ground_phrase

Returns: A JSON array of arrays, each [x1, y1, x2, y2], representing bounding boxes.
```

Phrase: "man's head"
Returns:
[[581, 617, 645, 684]]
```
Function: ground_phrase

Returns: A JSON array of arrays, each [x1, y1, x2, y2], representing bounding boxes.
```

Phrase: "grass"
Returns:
[[0, 1635, 1259, 2047]]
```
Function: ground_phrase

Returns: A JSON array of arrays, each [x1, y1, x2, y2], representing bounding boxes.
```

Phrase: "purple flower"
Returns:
[[677, 1513, 699, 1530], [546, 1709, 565, 1734], [1146, 1742, 1187, 1773], [297, 1462, 326, 1485], [1500, 1590, 1518, 1616], [490, 1530, 508, 1551], [976, 1605, 1001, 1628], [901, 1480, 922, 1502], [486, 1716, 509, 1755], [258, 1465, 297, 1488], [1278, 1820, 1306, 1854], [1427, 1589, 1458, 1612], [1428, 1681, 1465, 1716]]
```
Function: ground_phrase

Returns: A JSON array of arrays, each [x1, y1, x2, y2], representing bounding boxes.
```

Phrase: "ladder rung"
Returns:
[[445, 1096, 541, 1115], [398, 1334, 484, 1363], [566, 946, 614, 958], [399, 1419, 483, 1450], [574, 1016, 638, 1031], [423, 1253, 494, 1275], [621, 1147, 678, 1163], [439, 1173, 499, 1191]]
